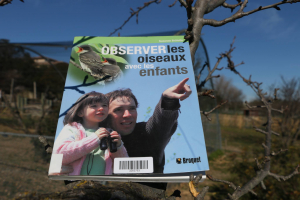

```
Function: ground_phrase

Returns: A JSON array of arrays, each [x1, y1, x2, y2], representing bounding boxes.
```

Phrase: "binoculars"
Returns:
[[99, 128, 117, 153]]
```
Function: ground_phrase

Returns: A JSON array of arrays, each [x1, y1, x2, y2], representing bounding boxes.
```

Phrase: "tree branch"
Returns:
[[207, 174, 238, 190], [273, 88, 280, 100], [270, 148, 288, 156], [168, 0, 178, 7], [203, 0, 300, 27], [245, 101, 266, 109], [108, 0, 162, 36], [198, 89, 215, 99], [271, 105, 288, 114], [268, 164, 300, 181], [222, 1, 242, 12], [0, 0, 23, 6], [202, 100, 227, 121]]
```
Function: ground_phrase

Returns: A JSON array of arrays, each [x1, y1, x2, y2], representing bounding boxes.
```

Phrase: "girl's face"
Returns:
[[78, 102, 108, 129]]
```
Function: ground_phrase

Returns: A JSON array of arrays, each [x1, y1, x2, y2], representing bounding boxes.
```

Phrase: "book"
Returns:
[[48, 36, 209, 182]]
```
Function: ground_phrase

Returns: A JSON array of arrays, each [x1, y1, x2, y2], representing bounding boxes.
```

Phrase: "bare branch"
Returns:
[[253, 126, 268, 135], [206, 174, 238, 190], [168, 0, 178, 7], [222, 1, 243, 12], [261, 181, 266, 190], [262, 143, 268, 151], [203, 0, 300, 27], [270, 131, 280, 136], [271, 105, 288, 114], [255, 158, 262, 170], [269, 164, 300, 181], [198, 89, 215, 99], [245, 101, 266, 109], [274, 88, 280, 100], [249, 189, 257, 196], [108, 0, 162, 36], [195, 186, 209, 200], [178, 0, 187, 8], [202, 100, 228, 121], [0, 0, 23, 6], [270, 148, 288, 156]]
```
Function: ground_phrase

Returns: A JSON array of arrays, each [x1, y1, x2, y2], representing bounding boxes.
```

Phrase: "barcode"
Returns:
[[114, 157, 153, 174], [119, 160, 148, 170]]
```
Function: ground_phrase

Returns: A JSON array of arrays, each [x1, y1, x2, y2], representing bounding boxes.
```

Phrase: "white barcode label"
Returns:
[[114, 157, 153, 174]]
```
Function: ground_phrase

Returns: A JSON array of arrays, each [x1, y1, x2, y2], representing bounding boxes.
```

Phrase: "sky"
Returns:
[[1, 0, 299, 101]]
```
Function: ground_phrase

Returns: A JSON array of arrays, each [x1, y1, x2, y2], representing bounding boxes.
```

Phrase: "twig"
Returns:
[[202, 100, 228, 121], [262, 143, 268, 151], [270, 148, 288, 156], [261, 181, 266, 190], [206, 174, 238, 190], [0, 0, 23, 6], [271, 106, 288, 114], [268, 164, 300, 181], [168, 0, 178, 7], [198, 89, 215, 99], [245, 101, 266, 109], [274, 88, 280, 100], [108, 0, 162, 36], [222, 1, 243, 12], [178, 0, 187, 8], [203, 0, 300, 27]]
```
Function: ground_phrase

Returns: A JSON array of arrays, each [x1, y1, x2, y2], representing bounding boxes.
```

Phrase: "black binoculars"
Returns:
[[99, 128, 117, 153]]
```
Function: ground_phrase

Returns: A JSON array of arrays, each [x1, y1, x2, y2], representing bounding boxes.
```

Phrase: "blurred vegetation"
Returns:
[[0, 39, 68, 98], [0, 40, 67, 162]]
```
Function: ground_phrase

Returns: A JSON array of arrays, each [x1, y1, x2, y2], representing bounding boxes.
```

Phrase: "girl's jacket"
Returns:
[[53, 122, 128, 175]]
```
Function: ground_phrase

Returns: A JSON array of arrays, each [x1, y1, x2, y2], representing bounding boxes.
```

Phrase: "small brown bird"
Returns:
[[100, 57, 123, 82], [76, 45, 122, 82]]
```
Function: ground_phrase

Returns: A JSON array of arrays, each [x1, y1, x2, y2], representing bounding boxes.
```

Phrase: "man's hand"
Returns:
[[162, 78, 192, 101]]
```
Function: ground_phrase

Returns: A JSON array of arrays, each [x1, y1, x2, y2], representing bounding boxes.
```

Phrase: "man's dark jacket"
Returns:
[[121, 96, 180, 173]]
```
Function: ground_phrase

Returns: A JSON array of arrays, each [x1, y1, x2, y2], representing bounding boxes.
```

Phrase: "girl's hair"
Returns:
[[63, 91, 108, 126]]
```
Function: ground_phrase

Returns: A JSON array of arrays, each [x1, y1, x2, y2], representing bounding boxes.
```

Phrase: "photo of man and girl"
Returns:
[[51, 78, 192, 176]]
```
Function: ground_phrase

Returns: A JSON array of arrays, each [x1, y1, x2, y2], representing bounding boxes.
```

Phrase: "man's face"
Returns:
[[108, 96, 137, 136]]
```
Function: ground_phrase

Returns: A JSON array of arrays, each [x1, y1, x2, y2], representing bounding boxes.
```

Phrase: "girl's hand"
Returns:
[[110, 131, 122, 147], [95, 128, 109, 140]]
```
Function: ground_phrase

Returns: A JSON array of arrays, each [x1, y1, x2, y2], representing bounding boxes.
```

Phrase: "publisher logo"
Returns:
[[176, 157, 201, 164], [176, 158, 182, 164]]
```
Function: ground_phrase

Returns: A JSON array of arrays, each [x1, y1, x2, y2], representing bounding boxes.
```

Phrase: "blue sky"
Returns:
[[1, 0, 299, 100]]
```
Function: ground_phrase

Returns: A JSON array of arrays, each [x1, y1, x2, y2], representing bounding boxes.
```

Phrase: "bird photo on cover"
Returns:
[[76, 45, 123, 82]]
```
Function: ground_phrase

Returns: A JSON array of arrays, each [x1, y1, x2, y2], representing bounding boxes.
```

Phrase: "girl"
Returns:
[[52, 91, 128, 175]]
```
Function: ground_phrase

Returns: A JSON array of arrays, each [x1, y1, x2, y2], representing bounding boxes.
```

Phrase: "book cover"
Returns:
[[48, 36, 209, 182]]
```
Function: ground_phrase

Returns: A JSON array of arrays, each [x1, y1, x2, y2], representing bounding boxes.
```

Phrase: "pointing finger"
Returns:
[[176, 78, 189, 89]]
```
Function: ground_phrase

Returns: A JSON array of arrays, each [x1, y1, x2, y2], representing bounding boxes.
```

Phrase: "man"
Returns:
[[105, 78, 191, 173]]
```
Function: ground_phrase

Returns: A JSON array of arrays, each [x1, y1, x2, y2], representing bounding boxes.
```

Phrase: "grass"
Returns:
[[0, 110, 292, 200]]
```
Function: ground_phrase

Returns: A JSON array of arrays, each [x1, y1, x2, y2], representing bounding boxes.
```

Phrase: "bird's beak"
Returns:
[[76, 47, 83, 53], [102, 58, 108, 63]]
